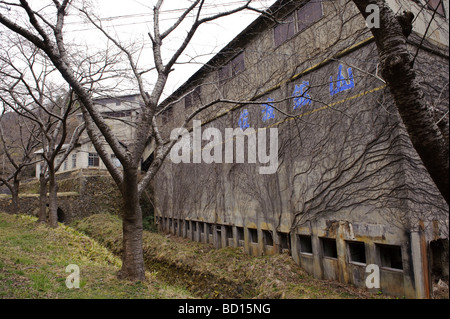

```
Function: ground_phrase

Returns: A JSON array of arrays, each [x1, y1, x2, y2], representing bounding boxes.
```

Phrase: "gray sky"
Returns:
[[63, 0, 277, 97]]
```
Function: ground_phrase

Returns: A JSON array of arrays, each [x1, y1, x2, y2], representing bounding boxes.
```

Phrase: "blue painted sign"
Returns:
[[261, 98, 276, 122], [293, 81, 312, 109], [329, 64, 355, 96], [238, 109, 250, 130]]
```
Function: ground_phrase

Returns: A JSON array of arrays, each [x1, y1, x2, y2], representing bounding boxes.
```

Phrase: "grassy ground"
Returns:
[[72, 213, 389, 299], [0, 212, 191, 299], [0, 212, 390, 299]]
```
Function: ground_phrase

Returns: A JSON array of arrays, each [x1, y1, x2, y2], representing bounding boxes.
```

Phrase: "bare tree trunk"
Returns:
[[352, 0, 449, 204], [11, 178, 20, 214], [119, 167, 145, 281], [38, 173, 48, 223], [48, 169, 58, 228]]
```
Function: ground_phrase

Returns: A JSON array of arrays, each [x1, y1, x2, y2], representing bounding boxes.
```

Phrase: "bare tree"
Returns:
[[0, 36, 84, 227], [0, 0, 269, 280], [0, 111, 40, 214], [351, 0, 449, 204]]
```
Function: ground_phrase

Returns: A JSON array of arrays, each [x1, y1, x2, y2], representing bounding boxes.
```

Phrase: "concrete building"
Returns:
[[34, 94, 153, 176], [153, 0, 449, 298]]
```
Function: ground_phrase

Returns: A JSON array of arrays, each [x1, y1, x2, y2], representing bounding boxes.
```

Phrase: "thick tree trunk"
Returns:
[[48, 170, 59, 228], [38, 173, 48, 223], [118, 168, 146, 281], [352, 0, 449, 204]]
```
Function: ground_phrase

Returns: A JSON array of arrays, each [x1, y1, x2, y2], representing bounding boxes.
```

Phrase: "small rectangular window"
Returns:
[[88, 153, 100, 167], [274, 13, 295, 46], [348, 241, 366, 264], [208, 223, 214, 235], [297, 0, 323, 32], [263, 230, 273, 246], [378, 244, 403, 270], [72, 153, 77, 169], [230, 51, 245, 76], [224, 225, 233, 239], [248, 228, 258, 244], [237, 227, 245, 246], [184, 86, 202, 109], [321, 237, 337, 259], [63, 159, 68, 171], [299, 235, 313, 254]]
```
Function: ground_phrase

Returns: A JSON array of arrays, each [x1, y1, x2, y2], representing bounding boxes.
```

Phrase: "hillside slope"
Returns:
[[73, 213, 387, 299], [0, 212, 192, 299]]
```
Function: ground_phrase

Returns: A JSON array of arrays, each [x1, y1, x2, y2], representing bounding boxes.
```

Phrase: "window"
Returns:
[[263, 230, 273, 246], [274, 13, 295, 47], [72, 153, 77, 169], [279, 232, 290, 251], [378, 244, 403, 270], [225, 225, 233, 240], [347, 241, 366, 264], [321, 237, 337, 259], [218, 51, 246, 83], [88, 153, 99, 167], [299, 235, 313, 254], [427, 0, 445, 16], [237, 227, 245, 246], [230, 51, 245, 76], [273, 0, 323, 47], [248, 228, 258, 244], [103, 110, 132, 118], [185, 86, 202, 109], [297, 0, 323, 32], [161, 107, 173, 124], [63, 159, 68, 171]]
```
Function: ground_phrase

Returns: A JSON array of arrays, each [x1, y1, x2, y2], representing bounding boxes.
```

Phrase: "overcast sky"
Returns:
[[62, 0, 277, 98]]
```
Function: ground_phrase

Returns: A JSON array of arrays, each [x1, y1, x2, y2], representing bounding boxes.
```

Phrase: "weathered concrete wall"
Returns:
[[153, 0, 449, 298]]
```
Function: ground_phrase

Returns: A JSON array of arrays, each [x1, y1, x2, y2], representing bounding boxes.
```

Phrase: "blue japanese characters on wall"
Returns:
[[237, 64, 356, 129]]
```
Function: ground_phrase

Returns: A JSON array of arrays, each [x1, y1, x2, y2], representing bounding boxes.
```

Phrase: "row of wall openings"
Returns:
[[160, 217, 293, 252], [297, 235, 403, 270]]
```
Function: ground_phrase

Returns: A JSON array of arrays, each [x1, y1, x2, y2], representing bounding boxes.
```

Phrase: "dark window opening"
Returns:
[[321, 237, 338, 259], [208, 223, 214, 235], [248, 228, 258, 244], [199, 223, 204, 234], [263, 230, 273, 246], [57, 208, 65, 223], [237, 227, 245, 246], [299, 235, 313, 254], [279, 232, 290, 252], [225, 225, 233, 240], [348, 241, 366, 264], [378, 244, 403, 270], [103, 110, 132, 118], [192, 222, 197, 232]]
